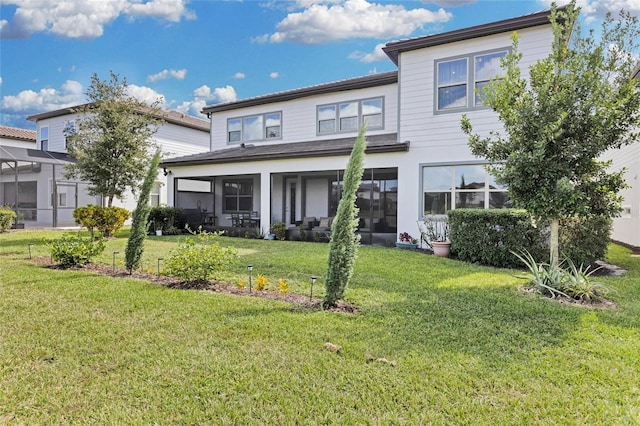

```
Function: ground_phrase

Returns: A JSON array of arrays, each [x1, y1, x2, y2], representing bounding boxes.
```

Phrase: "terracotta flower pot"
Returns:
[[431, 241, 451, 257]]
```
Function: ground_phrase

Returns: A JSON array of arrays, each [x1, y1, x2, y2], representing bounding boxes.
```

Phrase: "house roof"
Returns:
[[383, 8, 556, 65], [0, 125, 36, 142], [26, 104, 210, 132], [202, 72, 398, 115], [161, 133, 408, 167], [633, 61, 640, 79], [0, 145, 75, 164]]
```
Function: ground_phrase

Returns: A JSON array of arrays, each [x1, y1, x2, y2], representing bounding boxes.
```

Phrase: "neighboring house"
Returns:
[[602, 62, 640, 249], [161, 9, 555, 245], [0, 108, 210, 227], [0, 125, 36, 148]]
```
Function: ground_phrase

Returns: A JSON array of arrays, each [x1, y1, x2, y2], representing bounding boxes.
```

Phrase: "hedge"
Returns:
[[449, 209, 612, 268], [0, 208, 16, 232]]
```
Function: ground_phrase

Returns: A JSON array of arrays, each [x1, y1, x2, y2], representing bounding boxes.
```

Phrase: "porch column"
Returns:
[[260, 171, 271, 237]]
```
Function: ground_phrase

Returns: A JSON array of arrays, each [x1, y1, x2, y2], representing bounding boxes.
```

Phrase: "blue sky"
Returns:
[[1, 0, 638, 129]]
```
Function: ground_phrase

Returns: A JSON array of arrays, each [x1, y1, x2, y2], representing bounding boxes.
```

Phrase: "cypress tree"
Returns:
[[324, 125, 367, 307], [125, 150, 161, 273]]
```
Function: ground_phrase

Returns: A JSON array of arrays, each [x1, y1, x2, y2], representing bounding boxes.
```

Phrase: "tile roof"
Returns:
[[161, 133, 408, 167], [0, 125, 37, 142]]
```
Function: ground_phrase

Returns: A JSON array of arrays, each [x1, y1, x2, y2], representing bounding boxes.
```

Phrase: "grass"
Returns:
[[1, 229, 639, 424]]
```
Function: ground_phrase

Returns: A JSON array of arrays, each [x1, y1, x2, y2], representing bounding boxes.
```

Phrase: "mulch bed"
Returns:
[[30, 257, 358, 314]]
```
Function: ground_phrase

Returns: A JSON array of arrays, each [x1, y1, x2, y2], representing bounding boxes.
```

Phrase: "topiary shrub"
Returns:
[[0, 208, 16, 232], [74, 205, 129, 238], [448, 209, 548, 268], [47, 233, 106, 268]]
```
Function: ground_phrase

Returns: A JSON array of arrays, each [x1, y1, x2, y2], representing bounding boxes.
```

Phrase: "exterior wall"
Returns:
[[166, 150, 408, 233], [0, 136, 36, 149], [602, 142, 640, 248], [394, 25, 554, 234], [209, 83, 398, 149]]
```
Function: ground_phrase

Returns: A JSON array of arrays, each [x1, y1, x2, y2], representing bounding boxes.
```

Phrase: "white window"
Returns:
[[422, 164, 509, 215], [150, 183, 161, 207], [227, 112, 281, 143], [317, 97, 384, 135], [435, 49, 508, 112], [40, 126, 49, 151]]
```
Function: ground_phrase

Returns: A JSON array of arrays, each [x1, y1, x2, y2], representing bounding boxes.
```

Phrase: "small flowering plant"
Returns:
[[256, 274, 268, 291], [398, 232, 418, 244]]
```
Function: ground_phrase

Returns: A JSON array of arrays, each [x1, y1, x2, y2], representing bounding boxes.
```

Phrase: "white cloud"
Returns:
[[0, 77, 3, 86], [147, 68, 188, 83], [176, 84, 238, 117], [1, 79, 85, 113], [259, 0, 452, 44], [426, 0, 476, 6], [0, 0, 195, 39], [233, 72, 246, 79], [269, 72, 280, 79], [539, 0, 640, 22], [127, 84, 168, 107], [348, 42, 389, 63]]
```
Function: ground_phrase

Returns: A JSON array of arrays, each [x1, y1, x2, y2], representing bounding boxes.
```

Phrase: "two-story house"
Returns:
[[0, 107, 210, 227], [161, 9, 555, 245]]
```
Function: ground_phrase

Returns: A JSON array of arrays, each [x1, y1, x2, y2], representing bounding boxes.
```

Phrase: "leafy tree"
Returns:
[[64, 71, 162, 207], [324, 125, 367, 307], [125, 150, 161, 273], [461, 2, 640, 265]]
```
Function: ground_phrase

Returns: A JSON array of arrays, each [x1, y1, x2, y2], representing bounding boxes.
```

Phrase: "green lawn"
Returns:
[[1, 230, 639, 424]]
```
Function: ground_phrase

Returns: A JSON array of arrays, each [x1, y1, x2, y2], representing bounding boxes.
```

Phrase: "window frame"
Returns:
[[420, 163, 509, 216], [434, 47, 509, 114], [222, 178, 254, 213], [226, 111, 282, 144], [317, 97, 384, 135], [40, 126, 49, 151]]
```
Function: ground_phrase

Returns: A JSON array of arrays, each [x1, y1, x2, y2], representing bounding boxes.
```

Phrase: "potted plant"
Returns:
[[418, 215, 450, 257], [395, 232, 418, 250]]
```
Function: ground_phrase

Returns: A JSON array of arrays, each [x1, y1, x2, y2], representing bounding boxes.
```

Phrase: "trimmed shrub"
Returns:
[[448, 209, 548, 268], [74, 205, 130, 238], [270, 221, 286, 241], [558, 215, 612, 268], [148, 206, 183, 233], [0, 208, 16, 232], [48, 233, 106, 268]]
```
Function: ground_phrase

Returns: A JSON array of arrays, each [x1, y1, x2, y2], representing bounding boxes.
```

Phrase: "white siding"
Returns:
[[602, 142, 640, 247], [209, 83, 398, 150]]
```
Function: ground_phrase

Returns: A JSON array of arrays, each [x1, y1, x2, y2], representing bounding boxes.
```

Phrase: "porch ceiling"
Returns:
[[160, 133, 409, 167]]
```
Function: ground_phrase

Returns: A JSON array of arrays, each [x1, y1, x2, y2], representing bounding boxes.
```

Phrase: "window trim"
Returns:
[[222, 178, 254, 213], [317, 96, 384, 135], [40, 126, 49, 151], [434, 47, 509, 114], [419, 162, 509, 216], [226, 111, 282, 144]]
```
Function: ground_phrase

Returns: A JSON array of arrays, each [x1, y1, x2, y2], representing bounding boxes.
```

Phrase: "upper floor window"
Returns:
[[40, 126, 49, 151], [317, 97, 383, 135], [227, 112, 281, 143], [435, 49, 508, 112]]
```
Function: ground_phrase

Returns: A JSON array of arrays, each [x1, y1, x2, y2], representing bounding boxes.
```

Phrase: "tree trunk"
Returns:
[[550, 218, 559, 267], [107, 195, 114, 207]]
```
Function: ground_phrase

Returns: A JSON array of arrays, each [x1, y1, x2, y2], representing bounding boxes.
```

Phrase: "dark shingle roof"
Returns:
[[0, 125, 37, 142], [383, 8, 556, 65], [161, 133, 408, 167], [27, 104, 209, 132], [202, 72, 398, 114]]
